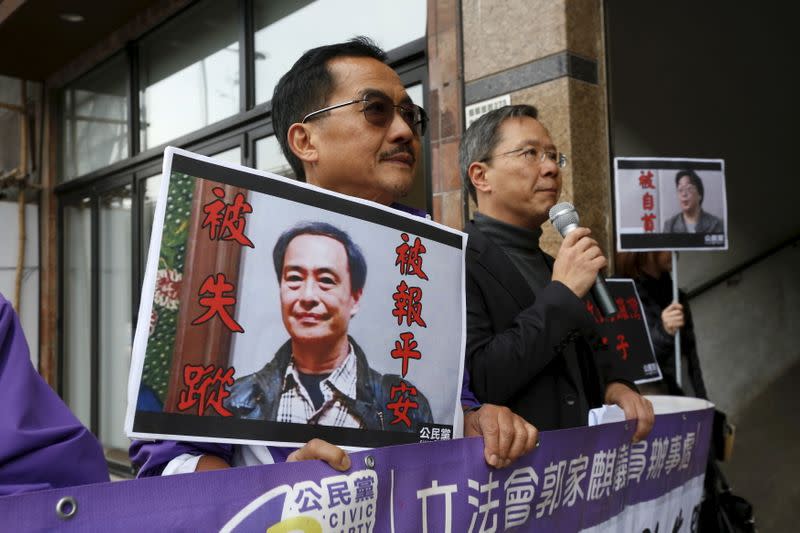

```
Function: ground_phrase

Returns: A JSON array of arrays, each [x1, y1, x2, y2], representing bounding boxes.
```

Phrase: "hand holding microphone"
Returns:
[[548, 202, 617, 316]]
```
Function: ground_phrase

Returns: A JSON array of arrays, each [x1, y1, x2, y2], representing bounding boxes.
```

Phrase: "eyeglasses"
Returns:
[[677, 185, 698, 195], [481, 146, 568, 168], [301, 93, 428, 137]]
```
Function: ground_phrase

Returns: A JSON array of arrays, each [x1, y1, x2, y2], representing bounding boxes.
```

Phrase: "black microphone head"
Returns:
[[549, 202, 580, 236]]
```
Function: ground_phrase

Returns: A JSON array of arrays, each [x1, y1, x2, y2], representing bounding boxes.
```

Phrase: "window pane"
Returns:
[[63, 198, 93, 429], [0, 107, 20, 174], [209, 146, 241, 166], [139, 0, 240, 150], [254, 135, 293, 177], [253, 0, 427, 103], [61, 54, 129, 181], [99, 185, 133, 450], [0, 76, 24, 173], [0, 74, 22, 105], [141, 173, 161, 276]]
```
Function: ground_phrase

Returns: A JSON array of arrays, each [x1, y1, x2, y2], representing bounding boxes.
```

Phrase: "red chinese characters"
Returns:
[[642, 192, 655, 211], [614, 297, 630, 321], [638, 170, 657, 232], [585, 297, 642, 324], [192, 273, 245, 333], [177, 364, 235, 416], [586, 300, 605, 325], [201, 187, 255, 248], [391, 331, 421, 377], [638, 170, 656, 189], [625, 297, 642, 320], [615, 334, 630, 360], [392, 280, 427, 327], [395, 232, 429, 280], [386, 381, 420, 427], [641, 213, 657, 233], [388, 232, 431, 427]]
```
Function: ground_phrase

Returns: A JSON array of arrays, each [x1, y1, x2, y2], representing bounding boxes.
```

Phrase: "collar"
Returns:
[[283, 344, 358, 401], [473, 211, 544, 255]]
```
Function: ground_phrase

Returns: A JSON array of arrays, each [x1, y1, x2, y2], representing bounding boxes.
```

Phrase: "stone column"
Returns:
[[460, 0, 611, 256], [426, 0, 466, 230]]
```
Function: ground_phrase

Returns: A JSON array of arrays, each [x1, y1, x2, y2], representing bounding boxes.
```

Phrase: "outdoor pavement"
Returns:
[[723, 358, 800, 532]]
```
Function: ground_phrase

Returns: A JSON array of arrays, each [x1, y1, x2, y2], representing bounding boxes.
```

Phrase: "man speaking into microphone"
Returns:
[[460, 104, 653, 438]]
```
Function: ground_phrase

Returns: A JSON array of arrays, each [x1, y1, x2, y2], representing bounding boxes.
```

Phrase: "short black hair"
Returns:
[[273, 221, 367, 294], [459, 104, 540, 204], [272, 37, 388, 181], [675, 169, 705, 204]]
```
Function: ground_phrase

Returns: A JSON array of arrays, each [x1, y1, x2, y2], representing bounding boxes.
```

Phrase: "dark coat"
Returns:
[[662, 209, 724, 234], [464, 221, 619, 430], [224, 336, 432, 432], [635, 274, 708, 399]]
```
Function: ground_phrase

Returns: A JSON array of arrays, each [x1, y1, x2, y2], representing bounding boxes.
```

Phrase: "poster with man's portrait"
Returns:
[[615, 158, 728, 251], [125, 148, 466, 449]]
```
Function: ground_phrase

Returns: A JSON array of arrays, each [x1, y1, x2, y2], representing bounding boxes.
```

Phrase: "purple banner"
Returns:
[[2, 407, 712, 532]]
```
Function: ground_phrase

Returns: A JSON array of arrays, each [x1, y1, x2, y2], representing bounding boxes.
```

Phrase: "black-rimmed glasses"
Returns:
[[301, 94, 428, 137], [481, 146, 568, 168]]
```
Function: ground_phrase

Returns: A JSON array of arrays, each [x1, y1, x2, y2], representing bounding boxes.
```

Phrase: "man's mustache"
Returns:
[[379, 145, 416, 164]]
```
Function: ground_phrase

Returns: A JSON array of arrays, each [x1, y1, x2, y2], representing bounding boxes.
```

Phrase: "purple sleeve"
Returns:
[[0, 293, 109, 496], [460, 368, 481, 409], [130, 440, 297, 477], [129, 439, 235, 477]]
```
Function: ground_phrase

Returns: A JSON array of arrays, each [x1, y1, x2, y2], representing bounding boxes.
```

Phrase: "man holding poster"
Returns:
[[132, 38, 536, 476]]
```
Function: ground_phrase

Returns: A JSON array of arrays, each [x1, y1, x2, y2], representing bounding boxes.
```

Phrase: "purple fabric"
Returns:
[[130, 440, 233, 477], [131, 202, 479, 476], [6, 408, 713, 532], [0, 293, 109, 496], [130, 440, 295, 477], [460, 367, 480, 408], [388, 202, 428, 218]]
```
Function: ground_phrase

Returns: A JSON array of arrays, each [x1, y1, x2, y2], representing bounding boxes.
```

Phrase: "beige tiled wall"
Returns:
[[462, 0, 567, 82]]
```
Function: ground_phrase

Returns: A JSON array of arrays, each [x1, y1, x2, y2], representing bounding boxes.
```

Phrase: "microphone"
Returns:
[[548, 202, 617, 317]]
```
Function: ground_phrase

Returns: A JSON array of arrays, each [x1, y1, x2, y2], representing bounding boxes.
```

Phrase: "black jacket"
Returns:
[[465, 221, 617, 430], [223, 336, 432, 431], [635, 274, 708, 399], [662, 209, 724, 234]]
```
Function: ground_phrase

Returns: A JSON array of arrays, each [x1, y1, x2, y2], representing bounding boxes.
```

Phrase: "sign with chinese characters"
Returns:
[[125, 147, 467, 449], [614, 157, 728, 251], [586, 279, 662, 385], [8, 398, 714, 532], [465, 94, 511, 128]]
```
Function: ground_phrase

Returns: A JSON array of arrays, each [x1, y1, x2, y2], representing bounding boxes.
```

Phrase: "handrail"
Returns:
[[687, 233, 800, 299]]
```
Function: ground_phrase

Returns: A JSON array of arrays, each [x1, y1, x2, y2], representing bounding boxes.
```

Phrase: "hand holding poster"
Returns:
[[615, 158, 728, 251], [125, 147, 467, 449]]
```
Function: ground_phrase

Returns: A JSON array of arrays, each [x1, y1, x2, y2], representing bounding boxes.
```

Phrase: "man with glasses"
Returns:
[[662, 169, 723, 234], [461, 104, 654, 438], [132, 38, 537, 477]]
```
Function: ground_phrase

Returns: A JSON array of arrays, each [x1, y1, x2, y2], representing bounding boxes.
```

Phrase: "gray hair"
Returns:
[[459, 104, 539, 204]]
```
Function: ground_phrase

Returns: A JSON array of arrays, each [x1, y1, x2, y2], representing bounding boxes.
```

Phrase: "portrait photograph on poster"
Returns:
[[614, 158, 728, 251], [125, 147, 466, 449]]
